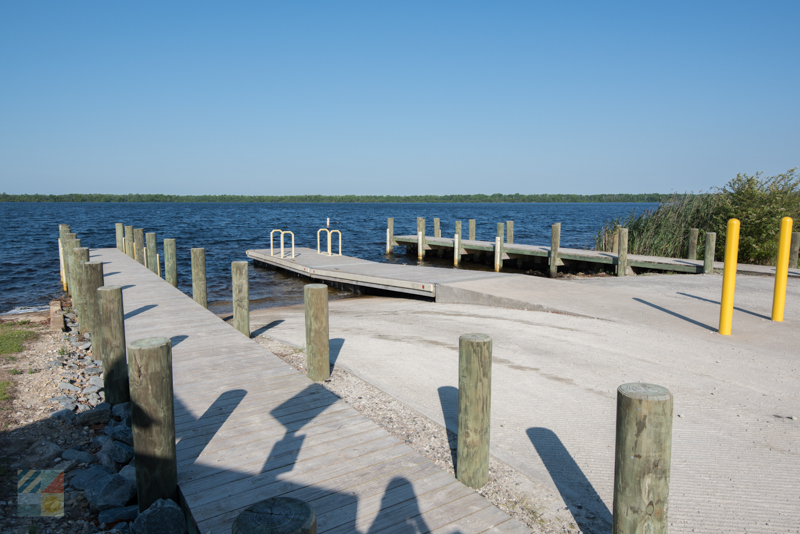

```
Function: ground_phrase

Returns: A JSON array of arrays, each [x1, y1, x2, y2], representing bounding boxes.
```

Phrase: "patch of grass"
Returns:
[[0, 381, 13, 401], [8, 369, 21, 376], [27, 368, 37, 374], [57, 346, 70, 356], [0, 323, 38, 356]]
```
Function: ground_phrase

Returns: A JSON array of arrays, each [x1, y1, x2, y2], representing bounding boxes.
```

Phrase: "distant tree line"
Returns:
[[0, 192, 672, 203]]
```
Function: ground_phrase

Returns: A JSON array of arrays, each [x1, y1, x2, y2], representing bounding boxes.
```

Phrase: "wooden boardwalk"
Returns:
[[393, 235, 800, 276], [93, 248, 528, 534]]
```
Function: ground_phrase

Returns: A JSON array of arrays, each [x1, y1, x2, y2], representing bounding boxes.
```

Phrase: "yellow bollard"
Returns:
[[771, 217, 794, 322], [719, 219, 740, 335]]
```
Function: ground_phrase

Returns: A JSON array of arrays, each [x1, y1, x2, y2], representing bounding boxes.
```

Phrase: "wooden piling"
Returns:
[[124, 236, 134, 259], [232, 261, 250, 337], [73, 247, 90, 334], [63, 234, 77, 294], [617, 228, 628, 277], [496, 223, 504, 261], [611, 226, 620, 254], [146, 232, 158, 274], [506, 221, 514, 244], [191, 248, 207, 308], [688, 228, 699, 260], [790, 232, 799, 269], [124, 225, 133, 254], [494, 237, 502, 272], [97, 286, 129, 405], [454, 233, 461, 267], [304, 284, 330, 382], [115, 223, 124, 251], [434, 218, 441, 238], [59, 224, 70, 290], [416, 217, 426, 257], [704, 232, 716, 274], [612, 383, 673, 534], [127, 337, 178, 511], [386, 218, 394, 254], [134, 229, 145, 265], [82, 261, 104, 338], [550, 223, 561, 278], [469, 219, 476, 241], [457, 333, 492, 489], [164, 239, 177, 287], [455, 221, 462, 240]]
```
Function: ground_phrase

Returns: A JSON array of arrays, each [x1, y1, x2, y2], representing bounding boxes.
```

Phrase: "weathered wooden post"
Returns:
[[304, 284, 330, 382], [124, 225, 133, 254], [434, 218, 441, 238], [127, 337, 178, 511], [506, 221, 514, 244], [115, 223, 124, 251], [494, 237, 502, 272], [63, 236, 78, 294], [790, 232, 799, 269], [496, 223, 504, 264], [617, 228, 628, 277], [457, 333, 492, 489], [164, 239, 177, 287], [703, 232, 716, 274], [613, 383, 673, 534], [73, 248, 90, 334], [468, 219, 476, 241], [455, 220, 462, 240], [133, 229, 145, 265], [550, 223, 561, 278], [386, 218, 394, 255], [611, 226, 620, 254], [59, 224, 70, 290], [145, 232, 158, 274], [454, 233, 461, 267], [688, 228, 699, 260], [416, 217, 426, 260], [124, 236, 135, 259], [82, 261, 104, 338], [191, 248, 207, 308], [97, 286, 129, 405], [232, 261, 250, 337]]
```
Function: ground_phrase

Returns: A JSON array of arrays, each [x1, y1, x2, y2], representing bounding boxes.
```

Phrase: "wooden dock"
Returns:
[[93, 247, 528, 533]]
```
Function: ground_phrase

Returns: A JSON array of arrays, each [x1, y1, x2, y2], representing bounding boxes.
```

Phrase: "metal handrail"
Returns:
[[317, 228, 342, 256], [271, 229, 295, 259]]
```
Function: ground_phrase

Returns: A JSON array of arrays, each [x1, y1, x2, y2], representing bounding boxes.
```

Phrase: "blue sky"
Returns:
[[1, 2, 798, 195]]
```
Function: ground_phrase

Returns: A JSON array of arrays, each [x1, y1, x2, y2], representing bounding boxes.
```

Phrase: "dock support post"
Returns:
[[612, 383, 673, 534], [704, 232, 716, 274], [506, 221, 513, 244], [82, 261, 104, 338], [494, 237, 502, 272], [115, 223, 124, 251], [59, 224, 70, 291], [417, 217, 426, 258], [97, 286, 129, 405], [455, 221, 462, 240], [457, 333, 492, 489], [164, 239, 177, 287], [127, 337, 178, 512], [688, 228, 699, 260], [124, 236, 134, 259], [617, 228, 628, 277], [417, 232, 424, 261], [454, 234, 461, 267], [790, 232, 799, 269], [145, 232, 158, 274], [74, 248, 90, 334], [469, 219, 476, 241], [134, 229, 145, 265], [771, 217, 793, 322], [191, 248, 207, 308], [232, 261, 250, 337], [550, 223, 561, 278], [124, 225, 133, 254], [386, 218, 394, 254], [304, 284, 330, 382], [719, 219, 740, 335], [64, 237, 80, 296], [611, 227, 619, 254], [434, 218, 441, 238]]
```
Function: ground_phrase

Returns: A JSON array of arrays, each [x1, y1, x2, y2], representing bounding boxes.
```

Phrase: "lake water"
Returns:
[[0, 202, 656, 315]]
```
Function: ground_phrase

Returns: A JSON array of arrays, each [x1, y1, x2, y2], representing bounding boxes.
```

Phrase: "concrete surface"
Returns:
[[249, 272, 799, 534]]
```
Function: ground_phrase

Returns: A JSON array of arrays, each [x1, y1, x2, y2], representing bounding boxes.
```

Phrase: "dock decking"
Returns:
[[94, 247, 528, 534]]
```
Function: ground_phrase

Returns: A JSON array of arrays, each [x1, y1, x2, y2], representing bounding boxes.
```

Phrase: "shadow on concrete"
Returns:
[[676, 292, 771, 320], [120, 285, 135, 291], [329, 338, 345, 371], [527, 427, 612, 533], [104, 272, 120, 277], [251, 320, 284, 338], [437, 386, 459, 469], [632, 298, 715, 331], [124, 304, 157, 320], [170, 335, 188, 347]]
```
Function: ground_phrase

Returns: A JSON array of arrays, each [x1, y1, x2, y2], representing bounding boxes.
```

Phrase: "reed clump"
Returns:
[[596, 169, 799, 265]]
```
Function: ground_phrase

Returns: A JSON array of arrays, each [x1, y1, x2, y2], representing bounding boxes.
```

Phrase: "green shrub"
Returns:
[[0, 323, 38, 356]]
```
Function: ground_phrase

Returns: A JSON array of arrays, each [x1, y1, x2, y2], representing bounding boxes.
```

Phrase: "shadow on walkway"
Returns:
[[633, 298, 716, 331], [676, 292, 771, 320]]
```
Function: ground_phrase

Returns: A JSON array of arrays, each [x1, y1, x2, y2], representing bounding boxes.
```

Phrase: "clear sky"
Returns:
[[1, 2, 798, 195]]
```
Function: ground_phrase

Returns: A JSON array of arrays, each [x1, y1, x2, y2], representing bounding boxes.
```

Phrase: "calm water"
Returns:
[[0, 202, 656, 315]]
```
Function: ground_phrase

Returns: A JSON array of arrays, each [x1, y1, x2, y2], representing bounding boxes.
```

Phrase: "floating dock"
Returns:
[[94, 247, 527, 533]]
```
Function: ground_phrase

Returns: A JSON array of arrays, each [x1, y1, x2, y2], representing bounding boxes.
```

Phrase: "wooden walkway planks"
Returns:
[[92, 248, 527, 534]]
